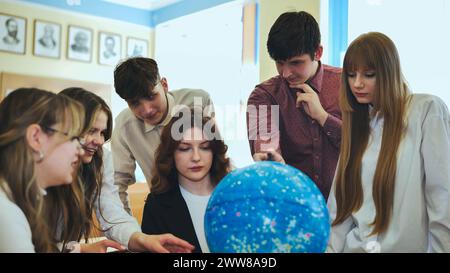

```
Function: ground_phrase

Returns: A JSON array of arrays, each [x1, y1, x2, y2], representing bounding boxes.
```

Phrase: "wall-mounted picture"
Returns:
[[127, 37, 148, 58], [99, 31, 121, 66], [67, 25, 92, 62], [33, 20, 61, 58], [0, 13, 26, 54]]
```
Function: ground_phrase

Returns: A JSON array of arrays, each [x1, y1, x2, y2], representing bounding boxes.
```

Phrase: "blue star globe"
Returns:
[[204, 161, 330, 253]]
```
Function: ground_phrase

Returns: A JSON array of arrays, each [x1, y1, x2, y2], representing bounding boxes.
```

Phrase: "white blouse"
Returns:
[[327, 94, 450, 252], [94, 149, 141, 246], [0, 184, 35, 252], [179, 184, 211, 253]]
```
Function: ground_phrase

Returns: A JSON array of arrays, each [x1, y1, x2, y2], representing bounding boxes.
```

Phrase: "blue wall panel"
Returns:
[[329, 0, 348, 67]]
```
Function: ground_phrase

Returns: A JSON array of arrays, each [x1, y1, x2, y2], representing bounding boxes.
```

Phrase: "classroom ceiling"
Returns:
[[102, 0, 183, 11]]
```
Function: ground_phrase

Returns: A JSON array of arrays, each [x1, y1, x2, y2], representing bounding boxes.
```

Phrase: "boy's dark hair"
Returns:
[[267, 11, 321, 61], [114, 57, 160, 100]]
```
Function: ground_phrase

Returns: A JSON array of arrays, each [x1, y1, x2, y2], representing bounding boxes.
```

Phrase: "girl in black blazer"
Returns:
[[142, 108, 231, 253]]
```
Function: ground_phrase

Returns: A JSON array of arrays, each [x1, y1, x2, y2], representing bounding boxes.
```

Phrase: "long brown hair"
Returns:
[[151, 108, 231, 194], [0, 88, 84, 252], [45, 87, 113, 245], [333, 32, 411, 234]]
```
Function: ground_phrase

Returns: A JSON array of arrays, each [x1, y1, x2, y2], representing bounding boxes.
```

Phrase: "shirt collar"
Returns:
[[368, 104, 384, 127], [307, 61, 324, 93], [144, 92, 175, 133]]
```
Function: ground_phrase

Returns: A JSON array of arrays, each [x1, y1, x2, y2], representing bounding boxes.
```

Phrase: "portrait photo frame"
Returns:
[[126, 37, 148, 58], [67, 25, 93, 62], [98, 31, 121, 66], [0, 13, 27, 55], [33, 19, 61, 59]]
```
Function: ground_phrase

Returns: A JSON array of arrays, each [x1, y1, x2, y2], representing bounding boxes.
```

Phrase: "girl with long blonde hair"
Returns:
[[0, 88, 84, 252], [327, 32, 450, 252]]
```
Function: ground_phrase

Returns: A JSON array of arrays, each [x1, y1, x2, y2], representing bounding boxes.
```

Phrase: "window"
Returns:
[[348, 0, 450, 107], [155, 1, 257, 168]]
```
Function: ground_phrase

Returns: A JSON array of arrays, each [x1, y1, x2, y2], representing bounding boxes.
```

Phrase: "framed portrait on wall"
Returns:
[[33, 20, 61, 58], [67, 25, 92, 62], [127, 37, 148, 58], [0, 13, 27, 54], [98, 31, 121, 66]]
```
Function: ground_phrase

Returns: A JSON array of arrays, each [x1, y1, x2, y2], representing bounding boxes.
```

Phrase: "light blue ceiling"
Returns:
[[101, 0, 183, 11], [20, 0, 235, 28]]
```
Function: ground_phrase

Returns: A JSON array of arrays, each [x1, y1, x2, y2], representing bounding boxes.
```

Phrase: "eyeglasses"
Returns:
[[41, 125, 86, 146]]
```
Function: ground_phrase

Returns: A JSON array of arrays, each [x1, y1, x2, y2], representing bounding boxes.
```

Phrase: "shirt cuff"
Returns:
[[112, 224, 141, 249], [66, 241, 81, 253], [322, 114, 342, 138]]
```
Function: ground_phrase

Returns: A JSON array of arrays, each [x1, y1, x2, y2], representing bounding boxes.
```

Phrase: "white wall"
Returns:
[[154, 1, 254, 168], [258, 0, 321, 82], [348, 0, 450, 107]]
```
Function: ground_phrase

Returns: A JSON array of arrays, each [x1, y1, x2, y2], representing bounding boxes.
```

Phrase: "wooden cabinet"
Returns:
[[128, 182, 150, 226]]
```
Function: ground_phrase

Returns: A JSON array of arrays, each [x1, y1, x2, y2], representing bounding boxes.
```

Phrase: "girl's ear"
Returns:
[[26, 124, 44, 152]]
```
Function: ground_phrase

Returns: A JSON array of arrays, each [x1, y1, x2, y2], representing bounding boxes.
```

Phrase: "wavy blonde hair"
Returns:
[[0, 88, 84, 252], [333, 32, 411, 235]]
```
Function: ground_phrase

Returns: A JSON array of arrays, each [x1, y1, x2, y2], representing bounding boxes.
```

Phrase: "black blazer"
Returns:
[[141, 185, 203, 253]]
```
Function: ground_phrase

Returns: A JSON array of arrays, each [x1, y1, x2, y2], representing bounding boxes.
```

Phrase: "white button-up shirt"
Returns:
[[327, 94, 450, 252]]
